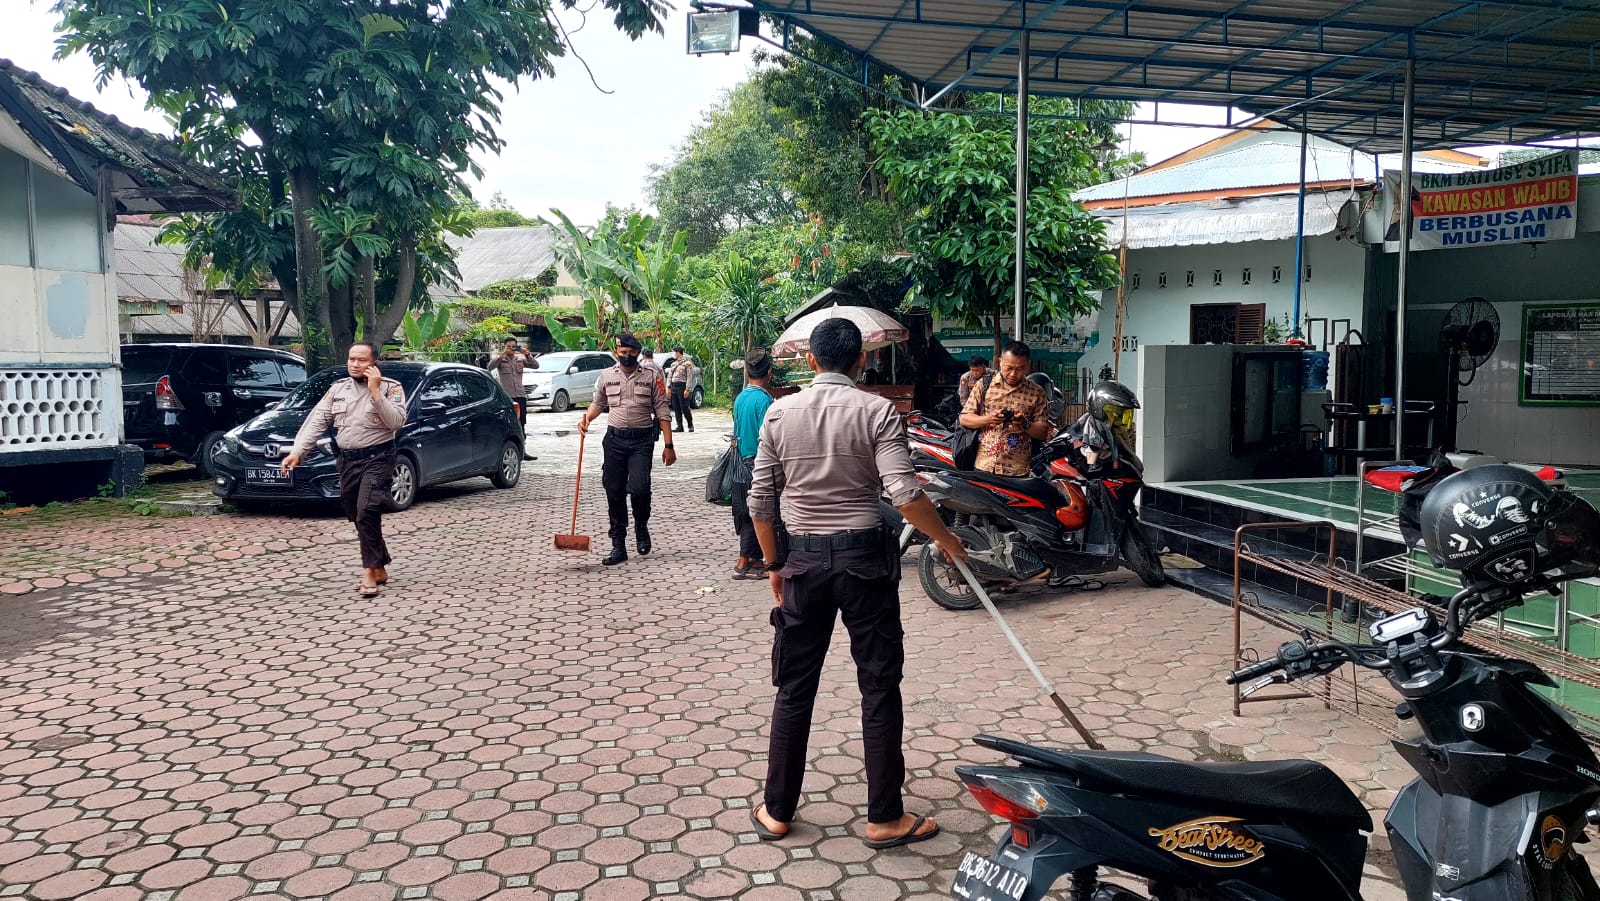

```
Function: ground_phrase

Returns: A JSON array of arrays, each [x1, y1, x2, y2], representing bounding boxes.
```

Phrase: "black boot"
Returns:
[[602, 546, 628, 566], [636, 527, 652, 556]]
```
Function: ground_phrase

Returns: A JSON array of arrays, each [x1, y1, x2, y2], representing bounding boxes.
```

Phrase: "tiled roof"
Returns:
[[1076, 133, 1477, 204], [0, 58, 233, 213]]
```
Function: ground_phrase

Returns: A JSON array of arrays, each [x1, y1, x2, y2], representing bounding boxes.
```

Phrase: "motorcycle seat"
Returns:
[[978, 736, 1371, 830], [960, 469, 1064, 509]]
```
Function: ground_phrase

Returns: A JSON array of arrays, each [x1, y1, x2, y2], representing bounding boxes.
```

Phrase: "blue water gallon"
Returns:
[[1304, 350, 1330, 390]]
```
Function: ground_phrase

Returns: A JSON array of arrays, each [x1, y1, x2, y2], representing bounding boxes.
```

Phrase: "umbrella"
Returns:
[[772, 303, 909, 357]]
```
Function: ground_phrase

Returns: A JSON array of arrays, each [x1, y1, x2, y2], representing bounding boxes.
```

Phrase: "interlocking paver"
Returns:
[[0, 412, 1542, 900]]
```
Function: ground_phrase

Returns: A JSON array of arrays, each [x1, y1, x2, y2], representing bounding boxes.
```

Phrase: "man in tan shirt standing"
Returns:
[[282, 341, 407, 597], [961, 341, 1051, 476], [486, 337, 536, 460], [746, 317, 966, 850], [577, 332, 676, 566]]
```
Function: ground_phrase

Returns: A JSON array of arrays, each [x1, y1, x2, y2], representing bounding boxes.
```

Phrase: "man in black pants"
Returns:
[[282, 341, 407, 597], [668, 345, 695, 433], [577, 332, 676, 565], [745, 318, 967, 849]]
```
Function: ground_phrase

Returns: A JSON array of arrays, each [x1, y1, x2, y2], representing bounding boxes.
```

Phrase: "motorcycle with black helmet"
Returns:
[[946, 464, 1600, 901]]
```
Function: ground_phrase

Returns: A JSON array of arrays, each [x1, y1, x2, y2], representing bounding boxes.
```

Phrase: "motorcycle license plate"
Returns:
[[244, 468, 291, 486], [951, 852, 1028, 901]]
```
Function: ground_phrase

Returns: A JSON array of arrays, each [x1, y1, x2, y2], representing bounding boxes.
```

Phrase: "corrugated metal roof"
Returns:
[[1076, 133, 1475, 203], [744, 0, 1600, 153], [1089, 192, 1354, 249], [0, 58, 233, 213], [433, 226, 559, 298], [115, 222, 302, 339]]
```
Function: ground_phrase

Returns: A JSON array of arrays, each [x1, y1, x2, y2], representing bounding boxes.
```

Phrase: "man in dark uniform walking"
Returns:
[[746, 317, 967, 849], [282, 341, 407, 597], [577, 332, 676, 566]]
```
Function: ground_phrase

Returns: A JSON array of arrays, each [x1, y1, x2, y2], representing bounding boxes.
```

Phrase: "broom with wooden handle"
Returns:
[[554, 430, 591, 551]]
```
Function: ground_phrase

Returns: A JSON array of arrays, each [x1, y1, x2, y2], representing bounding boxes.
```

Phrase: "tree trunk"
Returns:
[[357, 253, 377, 345], [288, 166, 330, 369], [329, 277, 355, 363], [371, 237, 418, 348], [992, 310, 1003, 362]]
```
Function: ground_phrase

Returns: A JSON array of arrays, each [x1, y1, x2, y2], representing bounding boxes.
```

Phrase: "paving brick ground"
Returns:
[[2, 409, 1575, 899]]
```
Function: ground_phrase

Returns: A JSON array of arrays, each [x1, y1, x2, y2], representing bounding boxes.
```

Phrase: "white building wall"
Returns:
[[0, 147, 123, 452], [1079, 234, 1367, 397]]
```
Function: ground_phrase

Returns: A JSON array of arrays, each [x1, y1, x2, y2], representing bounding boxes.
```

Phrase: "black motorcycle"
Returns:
[[949, 465, 1600, 901], [913, 424, 1165, 610]]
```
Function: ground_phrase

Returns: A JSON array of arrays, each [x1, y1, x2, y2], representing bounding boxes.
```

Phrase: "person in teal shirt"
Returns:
[[732, 348, 776, 578]]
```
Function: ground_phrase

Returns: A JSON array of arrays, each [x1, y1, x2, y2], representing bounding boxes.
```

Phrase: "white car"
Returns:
[[521, 351, 616, 413]]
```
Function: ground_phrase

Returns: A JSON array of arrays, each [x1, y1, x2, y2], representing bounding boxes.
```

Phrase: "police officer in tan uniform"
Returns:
[[577, 333, 675, 565], [282, 341, 407, 597]]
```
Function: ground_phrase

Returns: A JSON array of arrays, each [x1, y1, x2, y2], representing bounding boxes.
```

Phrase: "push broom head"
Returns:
[[554, 532, 590, 551]]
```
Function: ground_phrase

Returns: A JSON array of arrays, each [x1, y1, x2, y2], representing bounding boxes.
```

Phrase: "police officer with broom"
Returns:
[[577, 333, 676, 565]]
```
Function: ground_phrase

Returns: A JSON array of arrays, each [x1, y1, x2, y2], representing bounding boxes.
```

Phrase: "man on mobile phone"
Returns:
[[281, 341, 406, 597], [488, 336, 536, 460]]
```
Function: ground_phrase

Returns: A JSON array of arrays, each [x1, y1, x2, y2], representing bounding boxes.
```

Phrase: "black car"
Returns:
[[121, 343, 308, 477], [210, 362, 524, 510]]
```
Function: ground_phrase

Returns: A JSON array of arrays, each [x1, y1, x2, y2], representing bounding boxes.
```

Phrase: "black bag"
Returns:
[[706, 443, 741, 505], [950, 372, 994, 470]]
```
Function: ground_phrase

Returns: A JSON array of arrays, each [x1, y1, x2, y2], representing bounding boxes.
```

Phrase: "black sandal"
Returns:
[[749, 806, 788, 841]]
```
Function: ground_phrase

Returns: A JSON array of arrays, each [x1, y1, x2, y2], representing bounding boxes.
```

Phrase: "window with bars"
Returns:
[[1190, 303, 1267, 344]]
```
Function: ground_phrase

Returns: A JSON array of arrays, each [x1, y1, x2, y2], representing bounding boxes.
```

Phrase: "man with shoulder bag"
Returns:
[[730, 348, 777, 579]]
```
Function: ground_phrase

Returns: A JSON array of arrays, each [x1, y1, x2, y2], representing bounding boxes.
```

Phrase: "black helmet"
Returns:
[[1025, 371, 1055, 391], [1419, 464, 1600, 588], [1086, 380, 1139, 426]]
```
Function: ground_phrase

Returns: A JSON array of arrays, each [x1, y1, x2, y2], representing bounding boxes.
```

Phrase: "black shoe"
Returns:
[[636, 530, 652, 556], [688, 427, 694, 433], [523, 454, 537, 461], [602, 547, 628, 566]]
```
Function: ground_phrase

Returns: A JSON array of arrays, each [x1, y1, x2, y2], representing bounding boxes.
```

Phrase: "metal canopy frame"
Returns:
[[743, 0, 1600, 153], [734, 0, 1600, 448]]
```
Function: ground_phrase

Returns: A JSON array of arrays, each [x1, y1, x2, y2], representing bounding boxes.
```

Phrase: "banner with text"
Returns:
[[1384, 149, 1578, 251]]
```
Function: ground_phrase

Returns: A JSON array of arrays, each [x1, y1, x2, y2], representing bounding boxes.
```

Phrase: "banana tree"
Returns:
[[401, 304, 454, 358], [610, 228, 691, 349], [543, 208, 649, 340]]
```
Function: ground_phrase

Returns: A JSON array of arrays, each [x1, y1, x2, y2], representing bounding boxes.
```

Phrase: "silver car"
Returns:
[[521, 351, 616, 413]]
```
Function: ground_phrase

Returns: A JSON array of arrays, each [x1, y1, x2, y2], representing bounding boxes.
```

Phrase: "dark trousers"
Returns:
[[601, 431, 654, 548], [671, 387, 694, 430], [337, 451, 395, 569], [731, 461, 761, 559], [764, 543, 905, 824]]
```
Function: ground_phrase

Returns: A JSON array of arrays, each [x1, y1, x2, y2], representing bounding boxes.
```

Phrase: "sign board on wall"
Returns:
[[1384, 150, 1578, 251], [1521, 302, 1600, 407]]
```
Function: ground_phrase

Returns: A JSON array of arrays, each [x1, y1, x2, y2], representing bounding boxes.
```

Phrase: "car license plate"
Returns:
[[244, 468, 291, 486], [951, 852, 1028, 901]]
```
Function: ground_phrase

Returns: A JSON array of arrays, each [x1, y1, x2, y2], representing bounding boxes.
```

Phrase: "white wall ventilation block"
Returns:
[[0, 370, 110, 449]]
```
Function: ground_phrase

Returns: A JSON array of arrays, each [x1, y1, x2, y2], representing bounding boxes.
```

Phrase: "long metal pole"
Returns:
[[1395, 59, 1415, 459], [1292, 128, 1309, 338], [952, 558, 1102, 749], [1014, 30, 1030, 344]]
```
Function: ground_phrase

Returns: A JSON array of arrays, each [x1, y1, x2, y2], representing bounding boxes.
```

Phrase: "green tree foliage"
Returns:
[[647, 81, 798, 255], [750, 35, 908, 248], [698, 252, 783, 356], [867, 100, 1132, 355], [55, 0, 667, 368]]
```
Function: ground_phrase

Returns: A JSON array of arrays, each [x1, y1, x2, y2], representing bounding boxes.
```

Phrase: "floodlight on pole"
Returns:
[[686, 2, 759, 55]]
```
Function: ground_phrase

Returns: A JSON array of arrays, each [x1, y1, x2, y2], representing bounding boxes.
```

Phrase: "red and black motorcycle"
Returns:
[[912, 406, 1166, 610]]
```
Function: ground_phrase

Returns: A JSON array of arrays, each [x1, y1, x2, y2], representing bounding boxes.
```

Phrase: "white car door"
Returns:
[[580, 355, 607, 403]]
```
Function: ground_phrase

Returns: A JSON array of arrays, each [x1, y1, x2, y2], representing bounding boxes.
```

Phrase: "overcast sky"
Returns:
[[7, 1, 1230, 225]]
